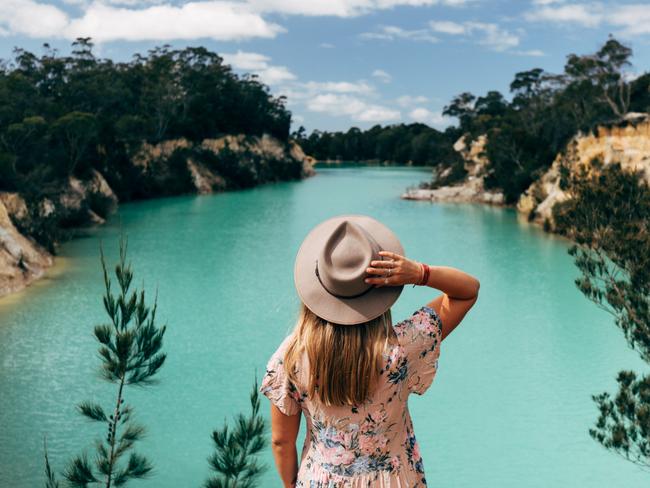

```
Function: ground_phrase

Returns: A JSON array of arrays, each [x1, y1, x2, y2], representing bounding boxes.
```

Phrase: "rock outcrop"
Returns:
[[401, 134, 505, 205], [517, 118, 650, 230], [0, 134, 313, 298], [0, 194, 52, 297]]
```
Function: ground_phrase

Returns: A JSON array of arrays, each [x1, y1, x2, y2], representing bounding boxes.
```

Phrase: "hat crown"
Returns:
[[316, 220, 380, 298]]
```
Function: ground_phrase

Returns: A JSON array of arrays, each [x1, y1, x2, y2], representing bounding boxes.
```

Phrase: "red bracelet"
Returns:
[[419, 263, 430, 286], [417, 263, 431, 286]]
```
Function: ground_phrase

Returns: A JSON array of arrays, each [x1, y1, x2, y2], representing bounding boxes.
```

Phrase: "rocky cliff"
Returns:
[[0, 134, 313, 298], [517, 118, 650, 230], [401, 134, 505, 205]]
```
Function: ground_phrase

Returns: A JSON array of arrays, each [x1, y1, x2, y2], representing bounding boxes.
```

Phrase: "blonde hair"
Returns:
[[284, 302, 397, 407]]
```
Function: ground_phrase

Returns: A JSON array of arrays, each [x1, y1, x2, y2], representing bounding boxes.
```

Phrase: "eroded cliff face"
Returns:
[[0, 194, 52, 297], [401, 134, 505, 205], [517, 119, 650, 230], [0, 135, 313, 298]]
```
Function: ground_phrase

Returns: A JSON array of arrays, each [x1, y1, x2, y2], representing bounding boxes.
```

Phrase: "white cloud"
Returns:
[[525, 3, 603, 27], [360, 24, 438, 42], [467, 21, 519, 50], [525, 3, 650, 37], [429, 19, 521, 51], [430, 19, 520, 51], [319, 42, 335, 48], [372, 69, 392, 83], [222, 51, 295, 84], [0, 0, 69, 38], [408, 107, 449, 127], [248, 0, 471, 18], [307, 94, 400, 122], [513, 49, 545, 56], [429, 20, 466, 34], [610, 5, 650, 36], [396, 95, 429, 107], [0, 0, 285, 41]]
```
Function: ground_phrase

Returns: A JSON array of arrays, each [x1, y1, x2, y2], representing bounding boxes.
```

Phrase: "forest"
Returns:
[[296, 37, 650, 203], [0, 38, 292, 200]]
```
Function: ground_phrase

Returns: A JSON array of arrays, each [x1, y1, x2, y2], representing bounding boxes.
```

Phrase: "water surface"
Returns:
[[0, 165, 646, 487]]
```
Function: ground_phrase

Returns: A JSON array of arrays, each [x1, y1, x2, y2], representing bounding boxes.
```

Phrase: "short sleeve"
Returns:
[[394, 305, 443, 396], [259, 335, 301, 416]]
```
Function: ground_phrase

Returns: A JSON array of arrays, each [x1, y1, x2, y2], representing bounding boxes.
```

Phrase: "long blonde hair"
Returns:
[[284, 302, 397, 407]]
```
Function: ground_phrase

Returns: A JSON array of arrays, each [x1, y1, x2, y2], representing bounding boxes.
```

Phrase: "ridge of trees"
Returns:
[[0, 38, 292, 200], [295, 37, 650, 203]]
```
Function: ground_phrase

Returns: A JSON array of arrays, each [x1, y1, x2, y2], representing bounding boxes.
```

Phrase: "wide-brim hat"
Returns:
[[294, 214, 404, 325]]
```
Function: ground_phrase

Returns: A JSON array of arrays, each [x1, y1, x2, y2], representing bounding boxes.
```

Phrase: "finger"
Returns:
[[368, 260, 396, 268], [378, 250, 400, 260], [365, 276, 399, 286], [366, 266, 399, 275]]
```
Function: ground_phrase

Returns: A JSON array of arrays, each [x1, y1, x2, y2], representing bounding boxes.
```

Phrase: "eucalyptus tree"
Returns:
[[554, 161, 650, 469]]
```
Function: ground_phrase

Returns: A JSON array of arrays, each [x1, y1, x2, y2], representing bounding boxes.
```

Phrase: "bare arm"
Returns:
[[365, 251, 480, 341], [270, 404, 301, 488]]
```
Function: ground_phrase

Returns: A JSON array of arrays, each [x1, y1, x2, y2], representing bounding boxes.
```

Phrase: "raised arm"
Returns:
[[365, 251, 480, 341]]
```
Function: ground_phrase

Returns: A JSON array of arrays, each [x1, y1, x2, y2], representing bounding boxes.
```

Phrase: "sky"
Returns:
[[0, 0, 649, 133]]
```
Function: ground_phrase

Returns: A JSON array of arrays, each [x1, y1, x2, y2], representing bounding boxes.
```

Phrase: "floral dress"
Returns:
[[260, 306, 443, 487]]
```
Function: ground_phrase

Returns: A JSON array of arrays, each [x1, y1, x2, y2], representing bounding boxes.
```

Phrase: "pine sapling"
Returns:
[[205, 377, 268, 488], [45, 236, 167, 487]]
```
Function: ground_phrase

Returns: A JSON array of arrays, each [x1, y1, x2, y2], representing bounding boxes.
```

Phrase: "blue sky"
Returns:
[[1, 0, 649, 132]]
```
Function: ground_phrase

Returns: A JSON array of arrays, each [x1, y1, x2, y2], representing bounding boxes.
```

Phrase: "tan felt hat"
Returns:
[[294, 214, 404, 325]]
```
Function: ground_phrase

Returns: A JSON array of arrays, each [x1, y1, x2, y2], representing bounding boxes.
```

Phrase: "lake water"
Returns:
[[0, 165, 647, 487]]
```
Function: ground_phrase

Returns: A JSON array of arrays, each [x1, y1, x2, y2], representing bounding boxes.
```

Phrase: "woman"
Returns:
[[260, 214, 480, 487]]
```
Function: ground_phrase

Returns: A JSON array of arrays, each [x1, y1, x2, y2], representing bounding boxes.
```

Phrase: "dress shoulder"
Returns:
[[393, 305, 443, 395], [259, 334, 302, 416]]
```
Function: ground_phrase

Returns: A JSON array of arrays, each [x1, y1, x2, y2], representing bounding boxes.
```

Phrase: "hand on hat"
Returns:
[[364, 250, 423, 287]]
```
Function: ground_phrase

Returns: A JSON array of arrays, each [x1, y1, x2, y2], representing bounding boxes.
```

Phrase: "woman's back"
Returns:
[[261, 305, 443, 487]]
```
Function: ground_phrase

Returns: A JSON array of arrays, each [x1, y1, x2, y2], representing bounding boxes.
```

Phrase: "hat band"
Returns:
[[314, 260, 375, 300]]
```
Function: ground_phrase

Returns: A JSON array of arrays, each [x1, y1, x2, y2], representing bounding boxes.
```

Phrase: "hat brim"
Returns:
[[294, 214, 404, 325]]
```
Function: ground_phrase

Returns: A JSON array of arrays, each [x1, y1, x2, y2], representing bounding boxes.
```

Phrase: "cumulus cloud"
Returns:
[[0, 0, 69, 38], [248, 0, 471, 18], [396, 95, 429, 107], [307, 93, 400, 122], [609, 5, 650, 36], [408, 107, 449, 127], [430, 19, 520, 51], [525, 3, 603, 27], [222, 51, 295, 84], [429, 20, 466, 34], [372, 69, 392, 83], [0, 0, 285, 41], [359, 25, 438, 42]]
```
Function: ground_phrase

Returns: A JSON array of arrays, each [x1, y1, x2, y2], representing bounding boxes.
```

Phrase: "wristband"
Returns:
[[412, 262, 429, 287], [419, 263, 430, 286]]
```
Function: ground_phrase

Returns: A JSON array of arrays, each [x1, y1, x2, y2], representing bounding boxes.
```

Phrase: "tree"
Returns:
[[553, 160, 650, 468], [205, 378, 268, 488], [45, 236, 168, 486], [564, 37, 633, 119], [442, 92, 476, 131]]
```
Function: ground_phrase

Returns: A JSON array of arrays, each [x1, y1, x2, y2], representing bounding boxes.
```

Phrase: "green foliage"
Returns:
[[205, 378, 268, 488], [0, 39, 292, 197], [591, 371, 650, 468], [448, 36, 648, 203], [556, 161, 650, 468], [45, 236, 167, 487], [294, 123, 462, 168]]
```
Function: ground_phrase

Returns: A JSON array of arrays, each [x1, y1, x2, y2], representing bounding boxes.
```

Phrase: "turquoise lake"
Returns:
[[0, 165, 647, 487]]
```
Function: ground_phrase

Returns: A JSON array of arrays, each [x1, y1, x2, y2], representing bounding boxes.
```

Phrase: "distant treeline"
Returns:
[[293, 123, 463, 167], [296, 37, 650, 203], [0, 38, 292, 200]]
